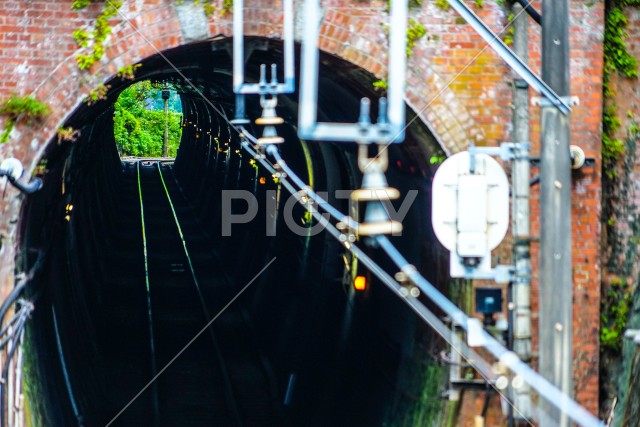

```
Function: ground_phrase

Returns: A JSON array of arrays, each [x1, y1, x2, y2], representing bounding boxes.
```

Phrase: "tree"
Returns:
[[113, 81, 182, 157]]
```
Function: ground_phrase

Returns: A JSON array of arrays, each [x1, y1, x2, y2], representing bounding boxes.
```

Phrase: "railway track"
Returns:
[[99, 160, 286, 427]]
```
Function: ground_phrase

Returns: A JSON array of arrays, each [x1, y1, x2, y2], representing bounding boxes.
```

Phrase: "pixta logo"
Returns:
[[221, 190, 418, 237]]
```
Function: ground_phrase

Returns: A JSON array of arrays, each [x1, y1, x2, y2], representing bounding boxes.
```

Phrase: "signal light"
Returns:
[[354, 276, 367, 291]]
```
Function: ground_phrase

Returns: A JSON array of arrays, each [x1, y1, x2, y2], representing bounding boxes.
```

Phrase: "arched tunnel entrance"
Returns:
[[18, 38, 448, 427]]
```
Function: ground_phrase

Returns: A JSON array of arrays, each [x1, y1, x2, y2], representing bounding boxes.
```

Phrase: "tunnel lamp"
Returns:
[[354, 276, 367, 291]]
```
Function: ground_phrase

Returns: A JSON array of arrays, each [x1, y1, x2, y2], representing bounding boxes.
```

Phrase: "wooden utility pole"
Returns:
[[539, 1, 572, 425]]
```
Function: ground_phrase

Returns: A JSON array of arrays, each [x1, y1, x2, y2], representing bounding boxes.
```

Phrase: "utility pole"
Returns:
[[510, 1, 532, 423], [539, 0, 573, 425], [162, 89, 170, 157]]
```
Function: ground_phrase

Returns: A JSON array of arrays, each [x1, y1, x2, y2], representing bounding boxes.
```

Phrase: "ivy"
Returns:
[[0, 95, 51, 143], [57, 127, 80, 144], [221, 0, 233, 16], [502, 13, 515, 46], [601, 1, 640, 178], [84, 83, 111, 106], [604, 6, 638, 78], [600, 277, 633, 351], [117, 64, 142, 81], [72, 1, 123, 70], [406, 19, 427, 57]]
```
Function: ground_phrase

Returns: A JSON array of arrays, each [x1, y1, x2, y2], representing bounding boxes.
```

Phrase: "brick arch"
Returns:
[[1, 0, 502, 175]]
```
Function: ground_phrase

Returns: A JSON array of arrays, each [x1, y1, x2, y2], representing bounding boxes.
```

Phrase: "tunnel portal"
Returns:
[[19, 38, 447, 427]]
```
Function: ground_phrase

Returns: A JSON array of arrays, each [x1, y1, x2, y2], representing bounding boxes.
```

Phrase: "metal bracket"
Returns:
[[298, 0, 407, 144], [531, 96, 580, 108], [624, 329, 640, 345], [232, 0, 294, 124], [233, 0, 295, 95], [451, 259, 514, 284], [468, 142, 532, 165], [529, 157, 596, 168]]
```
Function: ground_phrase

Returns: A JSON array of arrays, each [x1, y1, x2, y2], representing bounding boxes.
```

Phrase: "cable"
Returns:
[[240, 135, 603, 427]]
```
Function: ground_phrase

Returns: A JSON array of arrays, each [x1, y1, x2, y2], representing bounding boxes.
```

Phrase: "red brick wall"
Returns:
[[525, 0, 604, 416], [0, 0, 605, 422], [600, 3, 640, 419]]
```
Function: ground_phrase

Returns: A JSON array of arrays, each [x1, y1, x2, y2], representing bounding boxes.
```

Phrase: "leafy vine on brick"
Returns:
[[72, 1, 123, 70], [0, 95, 51, 143], [602, 0, 640, 178]]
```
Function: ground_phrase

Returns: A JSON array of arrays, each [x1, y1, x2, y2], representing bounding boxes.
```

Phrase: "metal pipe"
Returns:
[[386, 0, 407, 139], [233, 0, 295, 95], [510, 2, 532, 421], [298, 0, 406, 143]]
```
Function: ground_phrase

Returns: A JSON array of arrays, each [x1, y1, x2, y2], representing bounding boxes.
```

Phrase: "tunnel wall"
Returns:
[[0, 0, 606, 418]]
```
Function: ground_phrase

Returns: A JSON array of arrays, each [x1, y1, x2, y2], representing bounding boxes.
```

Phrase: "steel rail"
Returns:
[[136, 161, 161, 427], [155, 162, 243, 427]]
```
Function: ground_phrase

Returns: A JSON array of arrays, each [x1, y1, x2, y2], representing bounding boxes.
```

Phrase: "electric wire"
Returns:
[[238, 133, 604, 427], [34, 2, 598, 419]]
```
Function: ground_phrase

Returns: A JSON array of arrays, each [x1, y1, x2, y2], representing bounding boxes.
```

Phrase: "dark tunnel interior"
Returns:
[[17, 38, 449, 427]]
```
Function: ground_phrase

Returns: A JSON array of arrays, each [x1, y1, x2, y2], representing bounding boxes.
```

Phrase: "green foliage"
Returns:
[[0, 94, 50, 143], [475, 0, 483, 7], [372, 78, 388, 90], [113, 81, 183, 157], [72, 1, 123, 70], [221, 0, 233, 16], [602, 104, 625, 177], [0, 95, 51, 121], [85, 83, 110, 106], [434, 0, 449, 10], [73, 29, 90, 47], [406, 19, 427, 57], [117, 64, 142, 81], [601, 277, 633, 351], [429, 154, 445, 164], [57, 127, 80, 144], [71, 0, 90, 9], [503, 13, 515, 46], [605, 7, 639, 78], [203, 2, 216, 16], [601, 2, 640, 179]]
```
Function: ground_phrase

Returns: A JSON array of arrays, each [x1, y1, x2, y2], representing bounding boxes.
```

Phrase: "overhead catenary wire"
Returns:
[[242, 138, 552, 424], [238, 130, 603, 427], [87, 11, 600, 417]]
